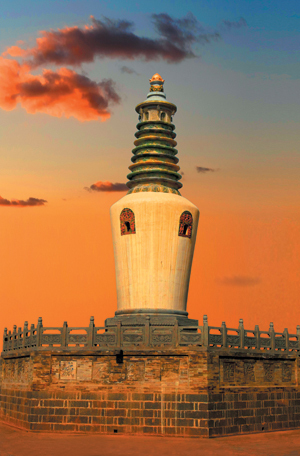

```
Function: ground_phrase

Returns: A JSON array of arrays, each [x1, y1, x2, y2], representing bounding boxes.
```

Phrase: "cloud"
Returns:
[[221, 17, 247, 29], [0, 196, 47, 207], [217, 275, 261, 287], [196, 166, 217, 173], [120, 65, 139, 75], [0, 57, 120, 121], [1, 14, 246, 121], [152, 12, 220, 49], [85, 181, 128, 192], [5, 14, 220, 68]]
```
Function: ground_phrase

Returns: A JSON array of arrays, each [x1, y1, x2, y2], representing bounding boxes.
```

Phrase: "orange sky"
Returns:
[[1, 185, 299, 348]]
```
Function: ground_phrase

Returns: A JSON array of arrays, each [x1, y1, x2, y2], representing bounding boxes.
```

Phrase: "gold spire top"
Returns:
[[149, 73, 165, 83]]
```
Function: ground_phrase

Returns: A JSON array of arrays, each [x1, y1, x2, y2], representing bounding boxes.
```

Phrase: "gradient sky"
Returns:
[[0, 0, 299, 345]]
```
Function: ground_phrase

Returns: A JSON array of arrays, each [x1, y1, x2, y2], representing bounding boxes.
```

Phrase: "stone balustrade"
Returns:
[[2, 315, 300, 354]]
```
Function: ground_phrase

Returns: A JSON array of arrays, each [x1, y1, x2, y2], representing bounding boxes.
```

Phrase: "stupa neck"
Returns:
[[126, 74, 182, 195]]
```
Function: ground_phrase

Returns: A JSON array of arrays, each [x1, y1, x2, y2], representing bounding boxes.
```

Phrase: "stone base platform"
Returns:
[[1, 346, 299, 437], [1, 316, 300, 437]]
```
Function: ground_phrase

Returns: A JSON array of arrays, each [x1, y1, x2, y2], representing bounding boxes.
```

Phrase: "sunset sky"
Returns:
[[0, 0, 299, 344]]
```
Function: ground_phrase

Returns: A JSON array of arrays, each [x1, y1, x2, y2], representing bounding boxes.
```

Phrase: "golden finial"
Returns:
[[149, 73, 165, 83]]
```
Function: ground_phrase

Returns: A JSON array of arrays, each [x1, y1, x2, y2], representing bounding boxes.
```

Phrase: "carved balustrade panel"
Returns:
[[227, 335, 240, 347], [244, 335, 256, 348], [259, 337, 271, 348], [95, 332, 117, 347], [208, 334, 222, 346], [275, 337, 286, 349], [179, 331, 202, 346], [122, 328, 144, 345], [151, 328, 173, 345], [67, 334, 88, 345], [288, 339, 299, 350], [41, 334, 62, 346]]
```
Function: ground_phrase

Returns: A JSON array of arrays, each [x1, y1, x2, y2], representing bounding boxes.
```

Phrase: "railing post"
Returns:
[[30, 324, 35, 347], [297, 326, 300, 350], [37, 317, 43, 347], [145, 316, 150, 347], [18, 327, 22, 349], [3, 328, 7, 352], [269, 322, 275, 352], [222, 322, 227, 348], [255, 325, 260, 350], [12, 325, 17, 351], [203, 315, 208, 347], [23, 321, 28, 349], [88, 316, 94, 348], [62, 321, 68, 348], [239, 319, 244, 349], [174, 319, 179, 347], [269, 321, 275, 353], [117, 321, 121, 349], [284, 328, 289, 351]]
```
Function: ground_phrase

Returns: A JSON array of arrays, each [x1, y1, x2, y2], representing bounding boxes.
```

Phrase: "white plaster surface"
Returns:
[[110, 192, 199, 313]]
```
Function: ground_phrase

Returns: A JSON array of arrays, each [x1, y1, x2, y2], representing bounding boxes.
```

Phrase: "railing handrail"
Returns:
[[2, 316, 300, 354]]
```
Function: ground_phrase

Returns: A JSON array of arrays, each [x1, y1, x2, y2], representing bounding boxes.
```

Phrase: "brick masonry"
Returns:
[[0, 348, 299, 437]]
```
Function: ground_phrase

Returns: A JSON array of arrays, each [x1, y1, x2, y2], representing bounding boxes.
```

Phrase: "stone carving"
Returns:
[[289, 340, 298, 349], [120, 208, 136, 235], [95, 333, 116, 345], [161, 360, 180, 382], [244, 362, 255, 382], [244, 336, 256, 348], [209, 334, 222, 345], [259, 337, 271, 348], [127, 361, 145, 381], [227, 335, 240, 346], [68, 334, 87, 344], [264, 363, 274, 382], [223, 362, 235, 382], [180, 333, 202, 344], [60, 360, 76, 380], [123, 333, 144, 343], [152, 333, 173, 344], [178, 211, 193, 238], [77, 360, 92, 381], [92, 360, 110, 381], [275, 337, 286, 349], [282, 363, 292, 382], [41, 334, 62, 345], [2, 358, 32, 384]]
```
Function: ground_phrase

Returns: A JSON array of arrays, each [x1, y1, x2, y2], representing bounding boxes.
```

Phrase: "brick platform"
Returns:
[[1, 347, 299, 437]]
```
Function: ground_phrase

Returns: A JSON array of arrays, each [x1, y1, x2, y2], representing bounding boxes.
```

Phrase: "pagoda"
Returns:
[[110, 74, 199, 323]]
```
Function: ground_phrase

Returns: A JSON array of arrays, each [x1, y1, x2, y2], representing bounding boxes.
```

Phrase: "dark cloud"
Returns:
[[6, 14, 221, 68], [0, 58, 120, 121], [222, 17, 247, 29], [196, 166, 216, 173], [1, 14, 247, 121], [152, 12, 220, 50], [120, 65, 139, 75], [85, 181, 128, 192], [0, 196, 47, 206], [217, 275, 261, 287]]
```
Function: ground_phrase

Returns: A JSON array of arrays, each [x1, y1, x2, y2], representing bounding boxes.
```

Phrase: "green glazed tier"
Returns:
[[126, 120, 182, 195]]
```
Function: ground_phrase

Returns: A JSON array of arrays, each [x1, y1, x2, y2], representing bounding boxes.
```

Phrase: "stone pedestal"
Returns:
[[1, 345, 299, 436]]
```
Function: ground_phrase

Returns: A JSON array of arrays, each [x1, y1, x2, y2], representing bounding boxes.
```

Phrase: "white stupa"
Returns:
[[110, 74, 199, 321]]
